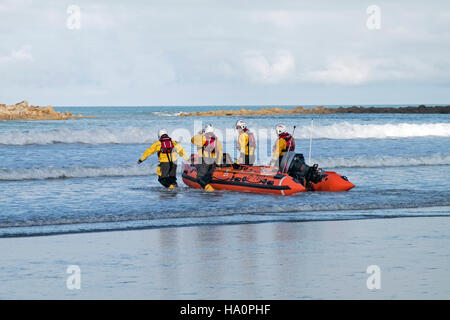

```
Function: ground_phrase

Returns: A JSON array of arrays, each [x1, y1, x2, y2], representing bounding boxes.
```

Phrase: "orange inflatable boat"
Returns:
[[182, 152, 354, 196]]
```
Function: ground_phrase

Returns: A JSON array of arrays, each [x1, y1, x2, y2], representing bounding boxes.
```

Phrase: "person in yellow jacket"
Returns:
[[190, 124, 223, 191], [270, 124, 296, 167], [137, 129, 188, 189], [235, 119, 256, 165]]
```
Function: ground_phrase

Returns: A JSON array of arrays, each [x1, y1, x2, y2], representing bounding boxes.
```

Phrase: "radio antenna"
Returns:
[[308, 119, 313, 164]]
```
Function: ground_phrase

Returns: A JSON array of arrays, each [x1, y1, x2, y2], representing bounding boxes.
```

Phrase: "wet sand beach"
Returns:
[[1, 216, 449, 299]]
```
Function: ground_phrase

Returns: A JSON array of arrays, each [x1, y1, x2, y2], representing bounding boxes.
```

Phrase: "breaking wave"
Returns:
[[0, 122, 449, 145], [0, 165, 158, 181], [298, 122, 450, 140], [0, 128, 157, 145], [1, 154, 448, 181], [150, 111, 183, 117]]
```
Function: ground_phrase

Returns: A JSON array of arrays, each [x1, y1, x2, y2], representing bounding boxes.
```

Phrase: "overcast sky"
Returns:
[[1, 0, 449, 106]]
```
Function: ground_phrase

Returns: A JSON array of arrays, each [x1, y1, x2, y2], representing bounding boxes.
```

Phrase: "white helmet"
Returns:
[[158, 128, 168, 138], [235, 119, 247, 130], [275, 124, 287, 135], [204, 124, 214, 134]]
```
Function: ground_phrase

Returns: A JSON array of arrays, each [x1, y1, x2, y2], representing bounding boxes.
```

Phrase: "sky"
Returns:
[[0, 0, 450, 106]]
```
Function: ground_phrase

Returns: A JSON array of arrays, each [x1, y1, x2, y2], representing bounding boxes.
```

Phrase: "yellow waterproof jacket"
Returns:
[[139, 140, 188, 163], [191, 134, 223, 164], [237, 131, 255, 156], [272, 137, 289, 160]]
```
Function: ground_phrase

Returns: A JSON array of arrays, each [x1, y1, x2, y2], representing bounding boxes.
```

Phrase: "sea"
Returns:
[[0, 105, 449, 238]]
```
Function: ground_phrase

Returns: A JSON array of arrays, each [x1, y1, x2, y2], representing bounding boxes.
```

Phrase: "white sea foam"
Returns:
[[0, 165, 158, 181], [151, 111, 180, 116], [0, 122, 449, 145], [297, 122, 450, 139], [0, 128, 157, 145]]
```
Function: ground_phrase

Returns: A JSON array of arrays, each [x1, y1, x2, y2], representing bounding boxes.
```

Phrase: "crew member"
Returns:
[[137, 129, 188, 189], [235, 119, 256, 165], [270, 124, 295, 167], [191, 124, 223, 192]]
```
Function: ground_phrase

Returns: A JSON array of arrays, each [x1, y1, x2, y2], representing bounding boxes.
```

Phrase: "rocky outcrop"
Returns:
[[0, 101, 85, 120], [179, 105, 450, 117]]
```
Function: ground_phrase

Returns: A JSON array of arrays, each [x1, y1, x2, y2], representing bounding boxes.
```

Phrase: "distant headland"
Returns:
[[0, 101, 86, 120], [178, 105, 450, 117]]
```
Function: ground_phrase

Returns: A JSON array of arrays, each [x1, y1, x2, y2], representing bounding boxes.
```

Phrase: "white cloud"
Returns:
[[0, 0, 32, 13], [305, 55, 450, 86], [374, 57, 449, 82], [243, 51, 296, 84], [1, 0, 450, 105], [251, 10, 298, 28], [307, 57, 372, 85], [0, 45, 33, 64], [81, 9, 119, 30]]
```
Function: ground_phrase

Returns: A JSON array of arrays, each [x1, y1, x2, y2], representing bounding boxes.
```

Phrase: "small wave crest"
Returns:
[[316, 154, 450, 168], [2, 204, 450, 238], [0, 165, 158, 181], [1, 154, 448, 181], [150, 111, 182, 117]]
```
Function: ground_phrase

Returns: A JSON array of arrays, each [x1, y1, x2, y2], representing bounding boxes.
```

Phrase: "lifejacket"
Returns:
[[279, 132, 295, 152], [243, 128, 256, 148], [158, 134, 174, 157], [202, 132, 217, 154]]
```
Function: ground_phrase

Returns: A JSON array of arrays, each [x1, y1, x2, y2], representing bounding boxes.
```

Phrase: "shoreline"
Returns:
[[2, 205, 450, 239], [1, 216, 449, 299]]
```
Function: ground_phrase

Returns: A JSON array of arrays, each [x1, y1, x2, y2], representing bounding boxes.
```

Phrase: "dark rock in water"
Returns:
[[178, 105, 450, 117], [0, 100, 87, 120]]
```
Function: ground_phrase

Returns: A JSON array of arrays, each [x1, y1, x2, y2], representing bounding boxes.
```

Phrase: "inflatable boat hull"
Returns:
[[182, 164, 354, 195]]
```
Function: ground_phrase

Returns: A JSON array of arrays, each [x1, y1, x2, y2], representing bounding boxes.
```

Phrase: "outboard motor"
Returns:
[[279, 152, 323, 185]]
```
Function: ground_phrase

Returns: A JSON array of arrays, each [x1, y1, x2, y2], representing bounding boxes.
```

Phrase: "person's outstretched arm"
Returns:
[[174, 141, 189, 161], [138, 141, 159, 163]]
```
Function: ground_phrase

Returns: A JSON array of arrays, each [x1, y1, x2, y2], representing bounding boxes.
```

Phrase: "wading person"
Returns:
[[191, 124, 223, 192], [270, 124, 295, 167], [235, 119, 256, 165], [137, 129, 188, 189]]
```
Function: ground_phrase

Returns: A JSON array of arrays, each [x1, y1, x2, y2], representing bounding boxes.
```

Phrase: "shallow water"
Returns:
[[0, 105, 449, 237]]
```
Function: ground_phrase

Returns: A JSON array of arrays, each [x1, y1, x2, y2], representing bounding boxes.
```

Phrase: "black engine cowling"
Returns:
[[279, 152, 323, 184]]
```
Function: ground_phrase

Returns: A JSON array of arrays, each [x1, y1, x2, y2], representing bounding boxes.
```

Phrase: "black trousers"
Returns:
[[158, 162, 177, 188], [278, 156, 285, 170], [238, 153, 255, 165], [195, 162, 215, 188]]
